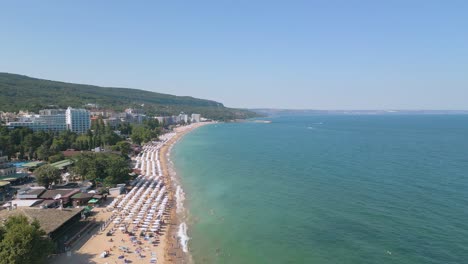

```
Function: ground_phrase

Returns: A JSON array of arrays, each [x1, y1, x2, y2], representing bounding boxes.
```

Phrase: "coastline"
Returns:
[[49, 122, 212, 264], [159, 122, 213, 264]]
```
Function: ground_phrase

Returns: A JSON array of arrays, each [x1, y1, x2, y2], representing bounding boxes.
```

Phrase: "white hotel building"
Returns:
[[66, 107, 91, 134], [191, 113, 201, 123], [7, 114, 67, 132], [7, 107, 91, 134]]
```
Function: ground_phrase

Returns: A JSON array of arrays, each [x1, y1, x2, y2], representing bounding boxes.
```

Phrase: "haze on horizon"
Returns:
[[1, 1, 467, 110]]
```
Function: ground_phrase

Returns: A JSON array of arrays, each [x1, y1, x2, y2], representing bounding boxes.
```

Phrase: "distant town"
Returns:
[[1, 105, 206, 134], [0, 104, 207, 208]]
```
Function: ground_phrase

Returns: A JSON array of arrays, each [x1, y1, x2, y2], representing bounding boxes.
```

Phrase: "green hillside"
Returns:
[[0, 73, 258, 120]]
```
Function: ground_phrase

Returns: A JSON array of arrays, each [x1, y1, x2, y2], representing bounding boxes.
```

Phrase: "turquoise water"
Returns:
[[172, 115, 468, 264]]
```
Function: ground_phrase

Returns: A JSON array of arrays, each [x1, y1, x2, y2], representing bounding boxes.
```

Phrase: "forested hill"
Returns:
[[0, 73, 258, 120]]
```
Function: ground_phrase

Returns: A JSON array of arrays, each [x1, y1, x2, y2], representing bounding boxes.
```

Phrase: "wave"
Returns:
[[175, 185, 186, 214], [178, 222, 190, 253], [167, 134, 193, 258]]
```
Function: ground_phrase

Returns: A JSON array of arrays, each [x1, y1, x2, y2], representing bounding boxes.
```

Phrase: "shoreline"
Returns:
[[159, 122, 212, 263], [49, 122, 213, 264]]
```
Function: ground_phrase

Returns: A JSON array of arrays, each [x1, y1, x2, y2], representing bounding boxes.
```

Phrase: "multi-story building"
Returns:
[[39, 109, 66, 116], [191, 113, 201, 123], [7, 113, 67, 132], [154, 114, 201, 125], [155, 116, 164, 124], [155, 116, 174, 125], [0, 181, 11, 202], [0, 152, 15, 201], [102, 117, 121, 128], [126, 113, 147, 124], [178, 113, 189, 124], [90, 109, 116, 118], [125, 108, 145, 115], [123, 108, 147, 124], [17, 110, 31, 117], [0, 112, 18, 123], [0, 155, 16, 178], [66, 107, 91, 134]]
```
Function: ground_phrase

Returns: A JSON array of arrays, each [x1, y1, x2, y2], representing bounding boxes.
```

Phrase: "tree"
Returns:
[[104, 155, 131, 185], [0, 215, 55, 264], [130, 126, 145, 145], [72, 153, 130, 185], [117, 122, 132, 135], [35, 144, 52, 161], [34, 165, 61, 189], [131, 125, 158, 145], [102, 131, 121, 146], [50, 138, 65, 152], [71, 153, 99, 182], [143, 118, 160, 130], [73, 134, 90, 150], [48, 153, 65, 164], [18, 146, 25, 160], [56, 130, 77, 150], [113, 141, 131, 156]]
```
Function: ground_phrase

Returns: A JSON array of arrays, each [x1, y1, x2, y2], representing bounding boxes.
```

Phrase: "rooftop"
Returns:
[[70, 192, 95, 199], [0, 181, 10, 187], [50, 159, 74, 169], [88, 198, 99, 204], [17, 187, 46, 196], [0, 207, 84, 234], [22, 161, 46, 168], [5, 199, 42, 207], [0, 173, 29, 182], [39, 189, 80, 199], [34, 200, 57, 208], [52, 182, 79, 189]]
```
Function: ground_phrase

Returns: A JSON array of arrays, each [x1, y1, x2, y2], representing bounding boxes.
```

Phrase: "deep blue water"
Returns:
[[172, 115, 468, 264]]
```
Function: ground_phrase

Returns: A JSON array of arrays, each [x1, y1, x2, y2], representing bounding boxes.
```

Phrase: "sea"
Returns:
[[171, 115, 468, 264]]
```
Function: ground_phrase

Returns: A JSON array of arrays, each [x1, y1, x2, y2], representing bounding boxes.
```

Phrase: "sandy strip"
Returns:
[[160, 122, 212, 264], [51, 122, 212, 264]]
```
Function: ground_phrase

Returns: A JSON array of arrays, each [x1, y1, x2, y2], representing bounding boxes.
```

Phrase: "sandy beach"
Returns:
[[51, 122, 211, 264], [158, 122, 211, 264]]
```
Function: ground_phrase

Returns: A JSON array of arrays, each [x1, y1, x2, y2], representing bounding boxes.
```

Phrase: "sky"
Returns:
[[1, 0, 467, 109]]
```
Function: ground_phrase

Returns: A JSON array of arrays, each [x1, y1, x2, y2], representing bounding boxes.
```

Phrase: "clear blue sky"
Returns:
[[1, 0, 467, 109]]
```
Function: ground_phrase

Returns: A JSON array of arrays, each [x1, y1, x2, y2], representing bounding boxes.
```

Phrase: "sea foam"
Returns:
[[175, 185, 186, 214], [177, 222, 190, 252]]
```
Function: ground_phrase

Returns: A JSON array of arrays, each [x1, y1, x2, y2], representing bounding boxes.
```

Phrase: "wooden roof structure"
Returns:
[[0, 207, 84, 234]]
